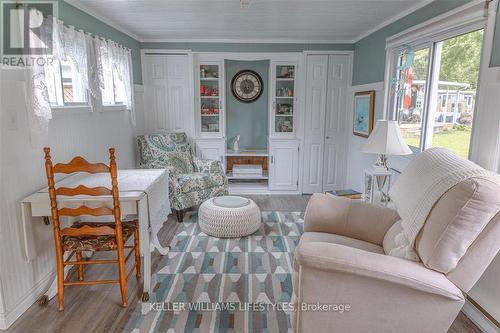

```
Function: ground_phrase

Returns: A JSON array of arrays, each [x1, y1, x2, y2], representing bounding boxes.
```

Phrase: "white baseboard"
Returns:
[[0, 272, 54, 330], [462, 299, 500, 333]]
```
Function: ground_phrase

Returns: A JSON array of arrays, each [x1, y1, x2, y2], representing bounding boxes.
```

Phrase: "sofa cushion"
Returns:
[[383, 220, 403, 255], [299, 231, 384, 254], [177, 172, 226, 193], [415, 178, 500, 273]]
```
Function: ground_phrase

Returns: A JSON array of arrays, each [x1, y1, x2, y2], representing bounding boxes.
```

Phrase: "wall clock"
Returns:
[[231, 70, 263, 103]]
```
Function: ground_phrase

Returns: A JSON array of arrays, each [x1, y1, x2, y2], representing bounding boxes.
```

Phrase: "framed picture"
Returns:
[[353, 91, 375, 137]]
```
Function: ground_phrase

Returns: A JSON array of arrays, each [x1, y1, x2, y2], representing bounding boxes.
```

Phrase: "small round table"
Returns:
[[198, 196, 261, 238]]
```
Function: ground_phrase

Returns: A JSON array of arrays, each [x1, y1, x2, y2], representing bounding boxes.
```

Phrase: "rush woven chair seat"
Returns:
[[44, 147, 141, 311]]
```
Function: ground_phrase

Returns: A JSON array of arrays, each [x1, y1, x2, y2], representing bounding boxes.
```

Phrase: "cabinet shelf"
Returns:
[[275, 114, 293, 117], [226, 149, 268, 157], [201, 114, 219, 117], [227, 171, 269, 180], [200, 77, 219, 81], [276, 78, 295, 81], [200, 96, 219, 98]]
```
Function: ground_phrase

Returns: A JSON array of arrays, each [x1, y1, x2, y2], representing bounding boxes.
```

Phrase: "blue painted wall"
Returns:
[[225, 60, 269, 150], [352, 0, 471, 86], [56, 1, 142, 84]]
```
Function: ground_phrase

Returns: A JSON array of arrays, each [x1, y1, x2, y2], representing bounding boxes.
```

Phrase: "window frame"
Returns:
[[384, 19, 487, 158], [47, 45, 129, 114]]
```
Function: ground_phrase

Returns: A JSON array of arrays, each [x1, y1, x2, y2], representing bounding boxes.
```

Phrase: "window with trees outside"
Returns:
[[392, 29, 484, 159]]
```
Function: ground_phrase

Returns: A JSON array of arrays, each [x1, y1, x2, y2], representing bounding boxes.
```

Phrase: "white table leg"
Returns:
[[138, 197, 152, 301]]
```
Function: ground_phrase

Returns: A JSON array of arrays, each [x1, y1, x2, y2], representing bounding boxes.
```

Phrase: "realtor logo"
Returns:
[[1, 0, 57, 66]]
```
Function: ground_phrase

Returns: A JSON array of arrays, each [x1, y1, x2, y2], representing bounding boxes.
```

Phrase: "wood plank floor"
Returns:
[[6, 195, 481, 333]]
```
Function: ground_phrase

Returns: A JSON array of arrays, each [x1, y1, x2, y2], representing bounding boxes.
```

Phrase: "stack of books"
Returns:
[[326, 189, 362, 199], [233, 164, 263, 178]]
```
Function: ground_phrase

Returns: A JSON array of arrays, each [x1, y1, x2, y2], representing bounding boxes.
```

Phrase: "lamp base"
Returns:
[[374, 154, 389, 171]]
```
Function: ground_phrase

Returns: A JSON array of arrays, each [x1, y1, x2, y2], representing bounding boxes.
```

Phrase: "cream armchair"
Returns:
[[294, 179, 500, 333]]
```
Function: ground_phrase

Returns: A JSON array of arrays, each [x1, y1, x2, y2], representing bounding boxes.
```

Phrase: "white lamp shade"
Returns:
[[362, 120, 412, 155]]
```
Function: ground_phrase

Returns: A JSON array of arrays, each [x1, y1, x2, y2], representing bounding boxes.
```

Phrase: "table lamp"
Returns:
[[361, 120, 412, 170]]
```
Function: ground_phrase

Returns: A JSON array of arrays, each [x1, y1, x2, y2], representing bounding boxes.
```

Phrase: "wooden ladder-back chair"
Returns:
[[43, 147, 141, 311]]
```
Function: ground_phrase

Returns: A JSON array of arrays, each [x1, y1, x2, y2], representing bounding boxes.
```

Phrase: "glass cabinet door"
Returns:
[[274, 64, 296, 134], [199, 63, 222, 135]]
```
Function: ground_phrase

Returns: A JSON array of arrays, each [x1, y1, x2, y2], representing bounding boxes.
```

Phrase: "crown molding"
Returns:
[[63, 0, 141, 41], [354, 0, 437, 43], [138, 37, 356, 44]]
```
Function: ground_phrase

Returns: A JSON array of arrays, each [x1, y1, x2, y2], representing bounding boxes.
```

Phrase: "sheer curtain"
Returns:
[[26, 11, 53, 146], [31, 16, 136, 139], [107, 40, 135, 124]]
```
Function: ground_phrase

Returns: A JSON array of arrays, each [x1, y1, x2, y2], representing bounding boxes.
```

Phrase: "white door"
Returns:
[[142, 54, 191, 134], [166, 55, 190, 133], [143, 55, 168, 132], [302, 55, 328, 193], [269, 140, 299, 191], [323, 55, 350, 192]]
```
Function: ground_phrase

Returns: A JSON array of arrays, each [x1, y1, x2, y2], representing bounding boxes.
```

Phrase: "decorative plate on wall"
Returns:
[[231, 70, 264, 103]]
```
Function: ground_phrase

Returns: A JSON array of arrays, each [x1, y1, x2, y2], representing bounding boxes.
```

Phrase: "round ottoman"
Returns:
[[199, 196, 261, 238]]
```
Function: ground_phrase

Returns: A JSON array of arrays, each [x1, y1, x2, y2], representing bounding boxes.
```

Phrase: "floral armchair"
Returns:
[[137, 133, 228, 221]]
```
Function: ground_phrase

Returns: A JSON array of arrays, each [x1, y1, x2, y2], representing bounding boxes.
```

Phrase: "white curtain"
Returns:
[[107, 40, 135, 124], [31, 17, 136, 129], [26, 10, 52, 146]]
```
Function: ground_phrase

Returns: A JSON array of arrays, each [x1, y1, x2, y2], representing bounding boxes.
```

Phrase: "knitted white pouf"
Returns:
[[199, 196, 261, 238]]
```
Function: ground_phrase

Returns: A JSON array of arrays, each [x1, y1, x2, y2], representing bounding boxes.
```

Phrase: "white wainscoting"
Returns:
[[0, 69, 141, 329]]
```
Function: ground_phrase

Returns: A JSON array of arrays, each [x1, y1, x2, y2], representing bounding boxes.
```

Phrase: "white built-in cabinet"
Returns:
[[269, 140, 299, 191], [270, 62, 297, 137], [196, 60, 225, 138], [141, 51, 352, 194], [194, 138, 226, 168], [141, 53, 193, 135], [302, 54, 351, 194]]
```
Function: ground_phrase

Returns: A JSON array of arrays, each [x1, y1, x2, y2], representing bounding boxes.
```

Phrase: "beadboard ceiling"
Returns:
[[65, 0, 434, 43]]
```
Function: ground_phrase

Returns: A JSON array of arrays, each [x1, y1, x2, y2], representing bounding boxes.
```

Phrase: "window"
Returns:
[[46, 58, 88, 107], [390, 29, 484, 159], [44, 27, 132, 112], [101, 53, 127, 106], [394, 47, 430, 150]]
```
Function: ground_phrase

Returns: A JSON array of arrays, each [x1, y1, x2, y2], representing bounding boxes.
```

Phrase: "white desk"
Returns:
[[20, 169, 171, 302]]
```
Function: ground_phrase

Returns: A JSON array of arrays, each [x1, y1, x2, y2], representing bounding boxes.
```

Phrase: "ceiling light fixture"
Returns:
[[240, 0, 250, 8]]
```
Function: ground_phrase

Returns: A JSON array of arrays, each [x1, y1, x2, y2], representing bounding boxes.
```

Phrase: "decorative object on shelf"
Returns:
[[362, 120, 412, 170], [200, 65, 218, 78], [326, 189, 362, 199], [353, 90, 375, 137], [229, 135, 241, 153], [208, 123, 219, 132], [276, 118, 293, 132], [276, 87, 293, 97], [277, 103, 293, 115], [231, 69, 263, 103], [277, 65, 294, 79], [363, 168, 392, 206]]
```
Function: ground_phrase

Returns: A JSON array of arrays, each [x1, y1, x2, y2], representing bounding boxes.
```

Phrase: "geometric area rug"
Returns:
[[127, 211, 304, 333]]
